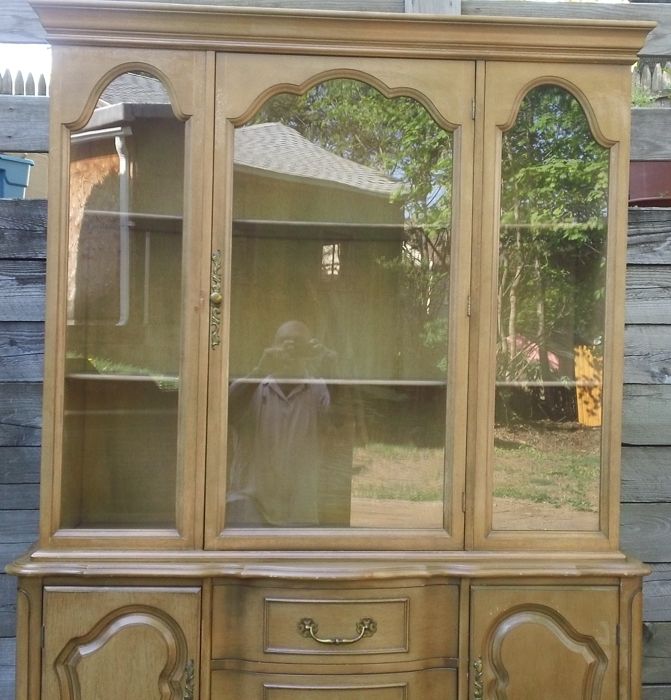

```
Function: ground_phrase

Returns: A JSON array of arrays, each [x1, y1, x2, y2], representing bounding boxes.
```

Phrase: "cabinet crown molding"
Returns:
[[30, 0, 653, 63]]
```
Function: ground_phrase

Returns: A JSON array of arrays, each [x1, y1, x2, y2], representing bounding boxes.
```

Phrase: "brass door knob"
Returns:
[[209, 291, 223, 305]]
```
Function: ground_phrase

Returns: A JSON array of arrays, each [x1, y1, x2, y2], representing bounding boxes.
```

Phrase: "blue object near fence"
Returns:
[[0, 154, 35, 198]]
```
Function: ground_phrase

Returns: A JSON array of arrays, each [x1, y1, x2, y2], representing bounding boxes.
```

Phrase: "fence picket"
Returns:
[[0, 69, 49, 96]]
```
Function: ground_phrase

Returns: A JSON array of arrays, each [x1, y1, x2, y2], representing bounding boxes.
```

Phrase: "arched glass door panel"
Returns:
[[225, 78, 454, 530], [492, 85, 609, 532], [61, 71, 185, 529]]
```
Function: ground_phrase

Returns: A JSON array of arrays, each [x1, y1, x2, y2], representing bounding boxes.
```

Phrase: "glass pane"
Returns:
[[493, 85, 608, 532], [225, 79, 454, 529], [61, 72, 185, 528]]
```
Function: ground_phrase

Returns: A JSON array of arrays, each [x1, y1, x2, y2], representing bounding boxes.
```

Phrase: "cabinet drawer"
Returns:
[[211, 582, 458, 663], [211, 668, 457, 699]]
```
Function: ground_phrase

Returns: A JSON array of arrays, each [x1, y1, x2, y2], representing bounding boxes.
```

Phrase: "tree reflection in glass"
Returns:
[[493, 85, 609, 531], [225, 79, 455, 529]]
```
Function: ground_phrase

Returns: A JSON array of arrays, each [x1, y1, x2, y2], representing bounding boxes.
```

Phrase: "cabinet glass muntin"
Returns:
[[49, 52, 624, 550]]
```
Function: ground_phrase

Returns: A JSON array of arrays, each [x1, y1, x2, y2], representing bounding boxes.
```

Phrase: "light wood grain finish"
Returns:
[[461, 1, 666, 59], [39, 46, 210, 550], [211, 581, 458, 665], [211, 668, 457, 698], [472, 60, 632, 551], [471, 585, 620, 700], [6, 6, 651, 700], [42, 587, 200, 700], [207, 52, 473, 551], [30, 2, 651, 64]]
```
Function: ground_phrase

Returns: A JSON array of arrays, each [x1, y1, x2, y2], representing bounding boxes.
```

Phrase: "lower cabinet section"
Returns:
[[211, 669, 458, 699], [41, 586, 201, 700], [15, 565, 644, 700]]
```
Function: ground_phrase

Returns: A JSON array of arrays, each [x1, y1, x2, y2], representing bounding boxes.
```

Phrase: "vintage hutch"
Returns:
[[8, 2, 653, 698]]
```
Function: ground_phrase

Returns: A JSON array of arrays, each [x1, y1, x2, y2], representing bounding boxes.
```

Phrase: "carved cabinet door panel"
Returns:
[[469, 585, 619, 700], [42, 586, 201, 700]]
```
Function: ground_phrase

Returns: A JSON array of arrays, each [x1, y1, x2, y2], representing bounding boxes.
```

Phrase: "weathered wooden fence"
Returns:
[[1, 70, 48, 97], [0, 200, 44, 699], [621, 206, 671, 700]]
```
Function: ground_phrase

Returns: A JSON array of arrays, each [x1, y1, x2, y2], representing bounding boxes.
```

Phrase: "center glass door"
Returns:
[[206, 54, 474, 550]]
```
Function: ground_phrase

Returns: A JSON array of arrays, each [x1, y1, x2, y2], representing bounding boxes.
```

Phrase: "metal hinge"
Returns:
[[616, 623, 620, 646], [462, 491, 467, 513], [471, 98, 476, 120], [467, 295, 472, 317], [41, 624, 45, 649]]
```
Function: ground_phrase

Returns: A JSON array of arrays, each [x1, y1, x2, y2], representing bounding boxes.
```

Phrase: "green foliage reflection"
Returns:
[[497, 86, 608, 421]]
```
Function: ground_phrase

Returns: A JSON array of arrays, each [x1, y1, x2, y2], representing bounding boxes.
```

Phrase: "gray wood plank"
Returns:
[[624, 325, 671, 384], [623, 447, 671, 503], [0, 638, 16, 700], [643, 687, 671, 700], [0, 200, 47, 259], [628, 208, 671, 265], [632, 111, 671, 162], [461, 1, 669, 58], [0, 260, 45, 323], [0, 542, 35, 570], [622, 384, 671, 445], [643, 564, 671, 622], [0, 614, 15, 641], [405, 0, 460, 13], [0, 447, 40, 484], [0, 96, 49, 153], [93, 0, 404, 8], [0, 383, 42, 447], [626, 266, 671, 325], [0, 638, 15, 663], [0, 671, 14, 700], [622, 503, 671, 562], [0, 0, 46, 44], [0, 485, 39, 512], [0, 323, 44, 383], [0, 510, 39, 546], [0, 576, 16, 639], [644, 621, 671, 685]]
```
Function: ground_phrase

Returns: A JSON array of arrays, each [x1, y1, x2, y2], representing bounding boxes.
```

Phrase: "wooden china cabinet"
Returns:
[[8, 2, 653, 699]]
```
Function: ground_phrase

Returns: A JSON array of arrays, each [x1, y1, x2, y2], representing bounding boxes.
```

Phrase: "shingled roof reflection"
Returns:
[[99, 71, 171, 106], [94, 73, 401, 197], [235, 123, 401, 197]]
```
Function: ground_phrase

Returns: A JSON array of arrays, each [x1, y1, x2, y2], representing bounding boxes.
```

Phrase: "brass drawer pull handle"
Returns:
[[297, 616, 377, 645]]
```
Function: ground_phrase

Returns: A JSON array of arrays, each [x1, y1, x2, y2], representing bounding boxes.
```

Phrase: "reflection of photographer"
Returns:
[[226, 321, 336, 527], [252, 321, 337, 381]]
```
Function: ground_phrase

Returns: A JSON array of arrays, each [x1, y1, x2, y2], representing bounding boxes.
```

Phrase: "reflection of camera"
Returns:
[[280, 337, 320, 360]]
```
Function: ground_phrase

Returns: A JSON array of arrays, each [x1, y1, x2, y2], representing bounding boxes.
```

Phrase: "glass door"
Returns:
[[472, 62, 631, 550], [45, 48, 210, 548], [206, 54, 475, 550]]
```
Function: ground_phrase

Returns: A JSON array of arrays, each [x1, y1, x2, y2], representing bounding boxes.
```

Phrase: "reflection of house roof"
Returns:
[[92, 75, 401, 197], [235, 123, 400, 197], [99, 72, 170, 106]]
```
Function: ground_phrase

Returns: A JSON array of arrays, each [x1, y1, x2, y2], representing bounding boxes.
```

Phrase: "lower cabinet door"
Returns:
[[211, 668, 457, 699], [42, 586, 201, 700], [470, 584, 619, 700]]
